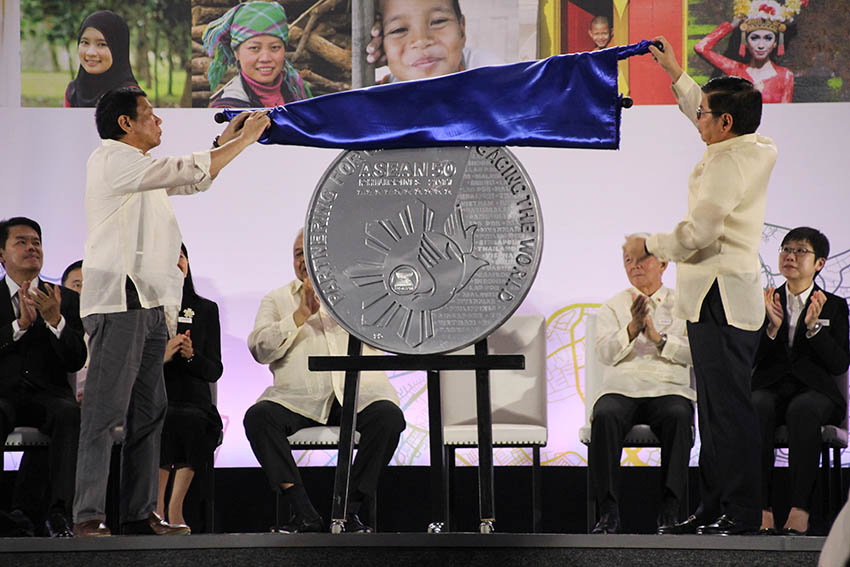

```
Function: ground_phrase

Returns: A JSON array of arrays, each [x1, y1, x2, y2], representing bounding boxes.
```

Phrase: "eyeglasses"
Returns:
[[779, 246, 815, 256], [696, 107, 717, 120]]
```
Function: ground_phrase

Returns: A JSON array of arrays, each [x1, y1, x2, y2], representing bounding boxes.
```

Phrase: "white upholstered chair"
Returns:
[[439, 313, 548, 532]]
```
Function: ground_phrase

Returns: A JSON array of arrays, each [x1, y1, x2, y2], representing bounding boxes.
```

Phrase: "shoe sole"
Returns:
[[157, 528, 191, 535]]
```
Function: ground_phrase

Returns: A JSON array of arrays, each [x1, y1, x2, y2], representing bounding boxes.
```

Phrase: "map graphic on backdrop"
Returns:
[[280, 222, 850, 470]]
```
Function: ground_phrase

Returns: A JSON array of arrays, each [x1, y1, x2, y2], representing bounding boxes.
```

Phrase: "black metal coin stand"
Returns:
[[308, 335, 524, 534]]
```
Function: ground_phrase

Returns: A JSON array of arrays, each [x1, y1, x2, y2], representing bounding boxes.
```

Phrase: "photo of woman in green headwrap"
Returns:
[[203, 1, 312, 108]]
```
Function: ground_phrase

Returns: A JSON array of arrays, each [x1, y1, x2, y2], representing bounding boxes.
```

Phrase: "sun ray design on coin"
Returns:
[[344, 199, 489, 348]]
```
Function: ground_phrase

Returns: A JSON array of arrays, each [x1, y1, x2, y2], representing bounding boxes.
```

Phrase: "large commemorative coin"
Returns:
[[304, 146, 543, 355]]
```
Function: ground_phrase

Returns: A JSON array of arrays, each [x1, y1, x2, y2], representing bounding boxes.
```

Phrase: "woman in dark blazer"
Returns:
[[156, 244, 223, 532], [752, 227, 849, 535]]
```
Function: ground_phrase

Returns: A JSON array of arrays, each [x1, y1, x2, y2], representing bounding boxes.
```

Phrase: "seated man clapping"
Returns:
[[589, 235, 695, 534]]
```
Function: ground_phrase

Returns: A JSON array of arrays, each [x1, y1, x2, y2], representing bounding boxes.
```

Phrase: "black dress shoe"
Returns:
[[657, 514, 701, 535], [757, 527, 778, 536], [345, 513, 373, 533], [0, 509, 35, 537], [591, 511, 620, 534], [696, 514, 756, 536], [277, 515, 324, 534], [122, 512, 191, 535], [657, 511, 679, 532], [781, 527, 807, 536], [46, 512, 74, 537]]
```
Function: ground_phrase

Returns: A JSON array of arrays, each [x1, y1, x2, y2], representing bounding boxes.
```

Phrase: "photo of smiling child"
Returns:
[[588, 15, 613, 51], [371, 0, 503, 84]]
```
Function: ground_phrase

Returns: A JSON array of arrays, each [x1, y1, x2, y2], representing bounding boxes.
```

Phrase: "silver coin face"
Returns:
[[305, 146, 543, 355]]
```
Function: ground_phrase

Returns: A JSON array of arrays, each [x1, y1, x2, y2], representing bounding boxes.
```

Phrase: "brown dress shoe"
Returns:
[[73, 519, 112, 537]]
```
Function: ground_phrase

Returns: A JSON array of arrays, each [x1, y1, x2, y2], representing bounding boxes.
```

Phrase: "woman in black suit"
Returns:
[[156, 244, 223, 532], [752, 227, 850, 535]]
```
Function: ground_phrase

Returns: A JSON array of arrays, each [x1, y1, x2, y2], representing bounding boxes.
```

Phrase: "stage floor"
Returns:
[[0, 532, 825, 567]]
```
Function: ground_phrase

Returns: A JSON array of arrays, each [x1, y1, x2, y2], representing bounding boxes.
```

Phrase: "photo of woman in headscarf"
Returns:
[[64, 10, 138, 108], [694, 0, 804, 103], [202, 1, 312, 108]]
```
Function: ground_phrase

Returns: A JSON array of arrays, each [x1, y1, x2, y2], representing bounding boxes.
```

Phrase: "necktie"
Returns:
[[11, 291, 20, 319]]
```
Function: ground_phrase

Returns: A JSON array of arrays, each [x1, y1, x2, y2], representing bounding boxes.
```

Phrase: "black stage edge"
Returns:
[[205, 466, 848, 536], [0, 532, 824, 567], [5, 466, 846, 536]]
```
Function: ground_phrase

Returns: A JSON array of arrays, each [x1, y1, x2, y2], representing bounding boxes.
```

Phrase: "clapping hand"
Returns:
[[804, 290, 826, 331], [179, 330, 194, 360], [33, 283, 62, 327], [164, 330, 194, 362], [294, 278, 320, 327], [642, 311, 663, 345], [764, 286, 783, 338], [628, 292, 649, 341], [17, 280, 38, 330]]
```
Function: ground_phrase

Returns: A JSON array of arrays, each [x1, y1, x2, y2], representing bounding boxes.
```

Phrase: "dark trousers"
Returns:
[[243, 399, 405, 504], [590, 393, 693, 514], [752, 383, 840, 510], [687, 282, 762, 526], [0, 388, 80, 517]]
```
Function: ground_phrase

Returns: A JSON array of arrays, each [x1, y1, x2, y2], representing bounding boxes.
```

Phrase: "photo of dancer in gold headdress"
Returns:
[[695, 0, 806, 103]]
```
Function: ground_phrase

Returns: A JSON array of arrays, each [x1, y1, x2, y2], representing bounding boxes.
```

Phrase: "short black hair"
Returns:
[[702, 76, 762, 135], [95, 86, 147, 140], [783, 226, 830, 265], [62, 260, 83, 286], [0, 217, 42, 249]]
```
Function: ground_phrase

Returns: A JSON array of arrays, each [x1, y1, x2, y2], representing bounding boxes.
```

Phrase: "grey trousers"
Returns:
[[73, 308, 167, 524]]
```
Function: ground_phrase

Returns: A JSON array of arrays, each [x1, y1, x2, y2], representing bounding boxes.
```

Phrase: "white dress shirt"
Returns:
[[247, 280, 400, 423], [80, 139, 212, 318], [646, 72, 778, 331], [785, 283, 813, 347], [593, 286, 695, 409]]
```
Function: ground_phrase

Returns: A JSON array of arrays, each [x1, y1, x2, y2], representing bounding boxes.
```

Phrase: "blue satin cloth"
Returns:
[[222, 41, 653, 150]]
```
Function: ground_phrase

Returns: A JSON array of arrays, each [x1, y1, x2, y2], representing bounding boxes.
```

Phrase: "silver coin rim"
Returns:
[[304, 146, 544, 355]]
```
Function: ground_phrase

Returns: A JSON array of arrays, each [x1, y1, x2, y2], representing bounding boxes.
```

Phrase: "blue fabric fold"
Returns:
[[222, 41, 653, 150]]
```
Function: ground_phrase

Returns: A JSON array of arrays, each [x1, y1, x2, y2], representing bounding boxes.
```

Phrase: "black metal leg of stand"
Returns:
[[427, 369, 447, 533], [832, 447, 847, 520], [532, 445, 541, 533], [475, 339, 495, 533], [330, 336, 363, 533]]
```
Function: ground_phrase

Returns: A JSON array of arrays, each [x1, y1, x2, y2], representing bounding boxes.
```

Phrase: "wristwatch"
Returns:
[[656, 332, 668, 351]]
